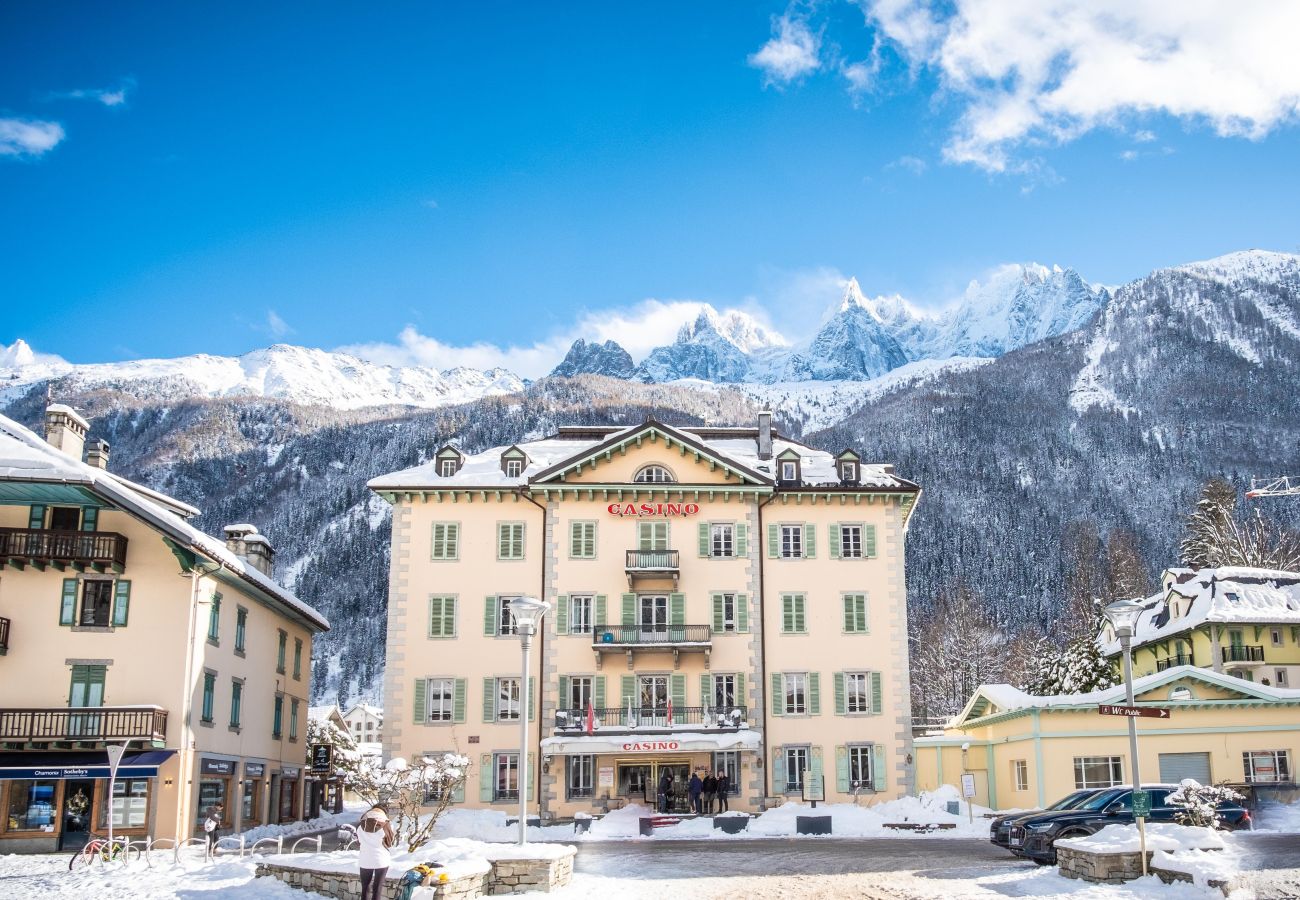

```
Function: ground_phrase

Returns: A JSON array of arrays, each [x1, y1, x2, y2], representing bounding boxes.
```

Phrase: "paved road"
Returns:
[[1233, 833, 1300, 869]]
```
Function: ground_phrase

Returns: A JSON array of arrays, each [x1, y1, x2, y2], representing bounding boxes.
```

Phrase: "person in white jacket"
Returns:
[[356, 804, 396, 900]]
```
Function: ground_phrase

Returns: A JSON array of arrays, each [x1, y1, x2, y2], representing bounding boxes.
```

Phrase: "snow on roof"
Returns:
[[45, 403, 89, 428], [1097, 567, 1300, 656], [345, 703, 383, 719], [0, 412, 328, 632], [308, 705, 344, 723]]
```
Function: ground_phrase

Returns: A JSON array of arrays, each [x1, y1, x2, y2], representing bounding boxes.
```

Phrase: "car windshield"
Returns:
[[1050, 790, 1098, 811], [1081, 789, 1125, 810]]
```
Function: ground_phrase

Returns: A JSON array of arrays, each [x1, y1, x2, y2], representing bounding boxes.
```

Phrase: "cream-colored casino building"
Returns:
[[370, 415, 920, 818]]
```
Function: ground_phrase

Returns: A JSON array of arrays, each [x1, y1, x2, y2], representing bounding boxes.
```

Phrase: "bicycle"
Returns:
[[68, 833, 137, 870]]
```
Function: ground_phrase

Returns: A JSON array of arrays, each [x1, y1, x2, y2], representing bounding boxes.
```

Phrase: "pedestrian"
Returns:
[[657, 769, 672, 814], [202, 802, 224, 858], [715, 769, 730, 813], [688, 770, 703, 815], [357, 803, 396, 900], [702, 771, 717, 814]]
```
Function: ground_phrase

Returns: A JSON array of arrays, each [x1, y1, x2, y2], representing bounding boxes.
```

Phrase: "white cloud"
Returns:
[[266, 310, 293, 338], [1119, 149, 1139, 162], [857, 1, 1300, 171], [887, 154, 928, 175], [0, 339, 68, 368], [1133, 129, 1157, 143], [48, 80, 134, 107], [749, 13, 821, 86], [0, 118, 65, 158], [841, 60, 876, 94]]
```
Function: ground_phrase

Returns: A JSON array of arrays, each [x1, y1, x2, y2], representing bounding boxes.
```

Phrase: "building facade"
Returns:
[[371, 415, 919, 819], [341, 703, 383, 748], [915, 666, 1300, 811], [0, 407, 328, 852], [1098, 567, 1300, 687]]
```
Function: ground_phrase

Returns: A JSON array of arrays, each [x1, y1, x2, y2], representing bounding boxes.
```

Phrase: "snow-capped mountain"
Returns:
[[0, 342, 524, 410], [780, 278, 911, 381], [633, 306, 788, 383], [549, 338, 636, 379]]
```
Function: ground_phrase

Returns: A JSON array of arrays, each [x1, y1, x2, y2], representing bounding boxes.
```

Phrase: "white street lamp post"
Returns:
[[105, 741, 130, 853], [1105, 598, 1147, 875], [508, 596, 549, 846]]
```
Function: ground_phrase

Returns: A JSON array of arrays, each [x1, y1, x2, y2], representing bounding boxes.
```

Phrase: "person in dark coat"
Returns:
[[701, 771, 718, 814], [688, 770, 703, 815], [657, 769, 673, 813], [715, 769, 730, 813]]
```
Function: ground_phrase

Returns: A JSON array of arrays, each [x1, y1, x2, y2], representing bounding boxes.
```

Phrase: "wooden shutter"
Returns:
[[412, 679, 427, 724], [526, 752, 535, 795], [484, 596, 498, 636], [620, 675, 636, 708], [595, 595, 607, 627], [735, 673, 745, 711], [699, 674, 711, 710], [871, 672, 883, 715], [833, 672, 846, 715], [482, 677, 496, 723], [773, 749, 786, 795], [811, 746, 824, 796], [698, 523, 710, 557], [782, 595, 794, 633], [669, 593, 685, 627], [809, 672, 821, 715], [770, 673, 783, 717], [594, 676, 606, 709], [735, 523, 748, 557], [28, 504, 45, 530], [556, 595, 569, 634], [446, 523, 458, 558], [767, 523, 779, 558], [670, 675, 685, 723], [711, 594, 724, 631], [856, 596, 868, 633], [497, 524, 510, 559], [872, 745, 886, 791], [59, 578, 77, 625], [864, 524, 877, 557], [736, 593, 749, 633], [111, 580, 131, 627], [453, 678, 466, 723], [479, 754, 494, 802], [559, 676, 570, 712], [621, 593, 636, 627], [429, 596, 443, 637], [829, 524, 841, 559], [81, 507, 98, 532], [836, 746, 850, 793], [570, 521, 582, 557], [803, 524, 816, 558], [432, 524, 446, 559], [843, 596, 855, 632]]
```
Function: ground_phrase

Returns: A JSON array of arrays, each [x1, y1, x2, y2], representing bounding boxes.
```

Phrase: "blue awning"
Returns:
[[0, 749, 176, 780]]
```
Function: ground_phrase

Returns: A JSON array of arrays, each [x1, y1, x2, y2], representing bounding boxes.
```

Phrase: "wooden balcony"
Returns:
[[0, 615, 8, 655], [591, 624, 712, 669], [624, 549, 679, 586], [0, 707, 168, 745], [0, 528, 128, 573]]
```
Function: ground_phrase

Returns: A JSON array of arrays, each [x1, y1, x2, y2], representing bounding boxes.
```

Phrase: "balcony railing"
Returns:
[[0, 528, 128, 572], [624, 550, 680, 586], [1224, 645, 1265, 663], [0, 707, 168, 743], [555, 706, 748, 731], [0, 616, 8, 654], [1156, 653, 1194, 671], [593, 625, 711, 646]]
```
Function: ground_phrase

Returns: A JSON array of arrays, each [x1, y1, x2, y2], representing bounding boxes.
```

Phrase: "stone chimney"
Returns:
[[45, 403, 89, 461], [223, 524, 275, 578], [86, 439, 111, 470], [757, 411, 773, 461]]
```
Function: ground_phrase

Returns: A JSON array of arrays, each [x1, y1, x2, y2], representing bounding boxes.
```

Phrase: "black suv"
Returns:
[[1011, 785, 1250, 865], [989, 789, 1102, 850]]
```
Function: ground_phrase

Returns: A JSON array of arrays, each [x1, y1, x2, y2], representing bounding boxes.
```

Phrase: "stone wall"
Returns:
[[1057, 846, 1151, 884], [488, 853, 574, 894]]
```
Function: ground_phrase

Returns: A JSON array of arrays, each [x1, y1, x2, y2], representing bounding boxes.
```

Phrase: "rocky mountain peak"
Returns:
[[549, 338, 636, 379]]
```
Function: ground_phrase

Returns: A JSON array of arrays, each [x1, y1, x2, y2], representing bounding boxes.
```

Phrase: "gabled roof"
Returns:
[[500, 445, 528, 458], [775, 447, 802, 460], [434, 444, 463, 458], [835, 448, 862, 461]]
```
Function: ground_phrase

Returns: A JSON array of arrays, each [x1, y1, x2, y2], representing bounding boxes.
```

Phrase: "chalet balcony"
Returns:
[[591, 624, 711, 669], [0, 706, 168, 745], [554, 706, 749, 734], [0, 528, 128, 573], [1223, 645, 1266, 665], [624, 549, 679, 586], [1156, 653, 1194, 671]]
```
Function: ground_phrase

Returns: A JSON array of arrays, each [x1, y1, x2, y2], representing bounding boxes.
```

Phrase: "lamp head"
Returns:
[[508, 596, 550, 634], [1104, 598, 1144, 638]]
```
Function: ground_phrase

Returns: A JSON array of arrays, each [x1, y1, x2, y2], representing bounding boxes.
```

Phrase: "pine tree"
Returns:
[[1180, 478, 1238, 568], [1105, 527, 1151, 601], [1022, 636, 1118, 696]]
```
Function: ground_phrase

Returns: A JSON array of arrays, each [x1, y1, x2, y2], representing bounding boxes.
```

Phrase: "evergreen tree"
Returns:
[[1022, 636, 1118, 696], [1105, 527, 1151, 601], [1180, 478, 1238, 568]]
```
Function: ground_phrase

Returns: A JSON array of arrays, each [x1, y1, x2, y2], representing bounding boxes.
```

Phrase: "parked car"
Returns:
[[1011, 785, 1250, 865], [989, 789, 1103, 850]]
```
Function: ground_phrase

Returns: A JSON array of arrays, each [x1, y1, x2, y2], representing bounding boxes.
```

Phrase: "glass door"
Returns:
[[639, 675, 668, 726], [639, 596, 668, 642], [59, 780, 96, 850]]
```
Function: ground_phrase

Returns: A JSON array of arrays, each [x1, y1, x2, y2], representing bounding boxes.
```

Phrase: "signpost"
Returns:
[[1131, 790, 1152, 818], [1098, 704, 1170, 719], [310, 744, 333, 774], [960, 773, 976, 825]]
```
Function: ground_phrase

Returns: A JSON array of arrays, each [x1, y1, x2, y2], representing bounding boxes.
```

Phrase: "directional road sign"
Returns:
[[1098, 704, 1170, 719]]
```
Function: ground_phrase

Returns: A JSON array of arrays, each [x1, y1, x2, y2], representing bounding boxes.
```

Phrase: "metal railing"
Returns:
[[555, 706, 747, 730], [1156, 653, 1194, 671], [0, 615, 9, 653], [1224, 645, 1265, 663], [592, 624, 711, 646], [0, 706, 168, 742], [625, 550, 680, 570], [0, 528, 128, 568]]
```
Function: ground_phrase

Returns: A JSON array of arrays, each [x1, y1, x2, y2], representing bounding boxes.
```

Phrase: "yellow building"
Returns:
[[0, 406, 328, 852], [1098, 567, 1300, 686], [370, 415, 920, 819], [914, 666, 1299, 811]]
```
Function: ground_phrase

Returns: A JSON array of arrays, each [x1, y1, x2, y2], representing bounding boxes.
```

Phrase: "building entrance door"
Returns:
[[59, 779, 96, 850]]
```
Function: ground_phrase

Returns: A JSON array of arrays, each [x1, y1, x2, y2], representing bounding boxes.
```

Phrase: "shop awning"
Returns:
[[540, 729, 762, 756], [0, 749, 176, 780]]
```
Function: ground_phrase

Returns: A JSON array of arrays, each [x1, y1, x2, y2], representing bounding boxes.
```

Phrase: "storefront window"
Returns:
[[100, 779, 149, 829], [242, 780, 260, 824], [278, 778, 297, 822], [6, 780, 57, 831], [196, 779, 228, 828]]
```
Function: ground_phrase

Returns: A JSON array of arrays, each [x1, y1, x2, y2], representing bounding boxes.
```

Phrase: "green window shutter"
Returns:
[[484, 596, 498, 636], [59, 578, 77, 625], [843, 596, 855, 632], [858, 597, 868, 633], [699, 674, 711, 709], [871, 671, 883, 715], [773, 750, 787, 794], [809, 672, 821, 715], [453, 779, 465, 804], [446, 597, 457, 637], [834, 672, 846, 715], [528, 677, 535, 722], [81, 507, 98, 532], [429, 596, 442, 637], [864, 524, 877, 558], [804, 524, 816, 558], [736, 593, 749, 633], [698, 522, 710, 557], [482, 677, 496, 723], [570, 521, 581, 557], [453, 678, 466, 723], [797, 595, 806, 632], [556, 595, 569, 634], [811, 747, 824, 794], [621, 593, 636, 627], [767, 523, 779, 558], [671, 674, 685, 722], [836, 746, 850, 793], [594, 676, 606, 709], [829, 524, 841, 559], [770, 673, 783, 717], [497, 523, 508, 559], [595, 595, 607, 626], [872, 745, 886, 791], [711, 594, 724, 631], [620, 675, 636, 707], [669, 593, 685, 627], [735, 673, 745, 711], [526, 752, 534, 795], [29, 504, 46, 530], [479, 754, 494, 802], [782, 595, 793, 633], [412, 678, 427, 724], [111, 580, 131, 627], [735, 523, 748, 557], [559, 676, 570, 711]]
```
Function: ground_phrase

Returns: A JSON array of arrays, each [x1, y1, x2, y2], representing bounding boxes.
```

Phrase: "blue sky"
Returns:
[[3, 1, 1299, 375]]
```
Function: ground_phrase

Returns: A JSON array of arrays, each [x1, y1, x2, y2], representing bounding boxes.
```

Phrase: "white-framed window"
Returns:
[[712, 674, 737, 710], [639, 595, 668, 634], [567, 676, 593, 711], [633, 465, 674, 483], [845, 672, 868, 714], [431, 523, 459, 560], [784, 746, 808, 792], [1271, 628, 1284, 647], [494, 753, 519, 801], [439, 459, 458, 477], [496, 596, 520, 636], [570, 521, 596, 558], [780, 461, 797, 482], [496, 677, 521, 721], [497, 522, 525, 560], [780, 524, 803, 558], [504, 458, 523, 478], [710, 523, 734, 558], [427, 678, 454, 722], [720, 593, 736, 632], [781, 594, 806, 633], [637, 521, 669, 551], [567, 755, 594, 799], [1074, 756, 1124, 789], [639, 675, 668, 711], [840, 524, 863, 558], [1013, 759, 1029, 792], [848, 745, 873, 789], [1243, 750, 1291, 783], [569, 595, 593, 634], [841, 461, 857, 482], [784, 673, 807, 715], [1277, 669, 1289, 687]]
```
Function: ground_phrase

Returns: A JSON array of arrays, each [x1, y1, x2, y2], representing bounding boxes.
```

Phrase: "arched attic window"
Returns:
[[633, 465, 675, 484]]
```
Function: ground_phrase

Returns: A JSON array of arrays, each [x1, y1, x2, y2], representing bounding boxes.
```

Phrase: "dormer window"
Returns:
[[634, 465, 674, 484], [841, 462, 857, 483], [434, 445, 464, 477], [500, 446, 528, 478], [775, 449, 802, 485], [440, 459, 458, 477], [781, 461, 797, 481], [505, 459, 523, 478]]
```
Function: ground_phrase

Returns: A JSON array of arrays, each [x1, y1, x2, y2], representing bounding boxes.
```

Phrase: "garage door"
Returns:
[[1158, 752, 1212, 784]]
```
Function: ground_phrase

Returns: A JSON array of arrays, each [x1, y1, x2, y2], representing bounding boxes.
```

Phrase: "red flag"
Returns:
[[585, 700, 595, 735], [666, 698, 673, 725]]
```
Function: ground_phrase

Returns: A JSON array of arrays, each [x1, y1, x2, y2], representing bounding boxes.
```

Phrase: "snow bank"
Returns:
[[433, 807, 576, 842], [1056, 822, 1226, 854], [235, 805, 366, 843], [583, 803, 653, 838]]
